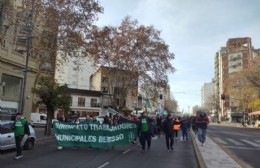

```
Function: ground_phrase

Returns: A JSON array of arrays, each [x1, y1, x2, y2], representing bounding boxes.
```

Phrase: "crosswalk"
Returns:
[[211, 137, 260, 149]]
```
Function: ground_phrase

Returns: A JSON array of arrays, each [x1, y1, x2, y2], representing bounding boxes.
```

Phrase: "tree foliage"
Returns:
[[32, 76, 71, 135], [164, 98, 178, 114], [89, 16, 175, 110], [227, 59, 260, 112]]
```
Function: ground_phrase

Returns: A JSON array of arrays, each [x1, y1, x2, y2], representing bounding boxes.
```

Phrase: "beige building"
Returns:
[[214, 37, 260, 120], [90, 66, 138, 113], [0, 1, 38, 119]]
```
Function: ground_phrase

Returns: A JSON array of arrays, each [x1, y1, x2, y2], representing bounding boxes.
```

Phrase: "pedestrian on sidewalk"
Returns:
[[12, 113, 30, 160], [173, 117, 181, 140], [195, 112, 209, 146], [180, 117, 188, 141], [163, 114, 174, 151], [138, 112, 152, 151]]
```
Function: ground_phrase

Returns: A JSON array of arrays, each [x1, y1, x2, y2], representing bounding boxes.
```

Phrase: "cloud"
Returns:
[[96, 0, 260, 112]]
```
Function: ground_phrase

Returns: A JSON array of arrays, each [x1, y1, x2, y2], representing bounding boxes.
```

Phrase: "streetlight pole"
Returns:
[[20, 0, 35, 114]]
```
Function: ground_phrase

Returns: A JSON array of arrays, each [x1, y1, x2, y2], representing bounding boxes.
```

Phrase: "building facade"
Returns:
[[201, 82, 214, 109], [0, 1, 39, 119], [214, 37, 260, 120]]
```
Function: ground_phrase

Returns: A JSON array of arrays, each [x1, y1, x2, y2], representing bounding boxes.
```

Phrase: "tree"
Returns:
[[89, 16, 175, 111], [32, 76, 71, 136], [164, 98, 178, 114]]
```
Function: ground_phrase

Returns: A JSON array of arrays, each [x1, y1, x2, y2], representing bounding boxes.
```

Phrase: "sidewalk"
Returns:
[[190, 130, 242, 168]]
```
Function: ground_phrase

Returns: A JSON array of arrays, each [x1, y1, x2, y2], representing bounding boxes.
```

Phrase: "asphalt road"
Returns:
[[0, 132, 198, 168], [207, 125, 260, 168]]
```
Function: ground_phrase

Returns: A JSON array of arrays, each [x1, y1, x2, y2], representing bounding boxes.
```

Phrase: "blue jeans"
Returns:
[[198, 128, 206, 143]]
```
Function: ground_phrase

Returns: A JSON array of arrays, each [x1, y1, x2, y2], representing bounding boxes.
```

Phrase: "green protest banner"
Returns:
[[53, 121, 138, 148]]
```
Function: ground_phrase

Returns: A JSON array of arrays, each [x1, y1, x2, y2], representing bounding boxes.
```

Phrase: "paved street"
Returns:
[[207, 125, 260, 168], [0, 132, 198, 168]]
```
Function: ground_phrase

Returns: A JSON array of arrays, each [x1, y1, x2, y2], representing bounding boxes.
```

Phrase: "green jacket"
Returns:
[[14, 118, 27, 136]]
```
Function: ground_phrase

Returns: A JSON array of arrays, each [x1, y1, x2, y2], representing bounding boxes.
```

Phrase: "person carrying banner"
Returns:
[[138, 112, 152, 151]]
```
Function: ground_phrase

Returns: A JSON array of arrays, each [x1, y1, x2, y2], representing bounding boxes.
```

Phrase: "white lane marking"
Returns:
[[226, 146, 260, 151], [97, 162, 109, 168], [241, 139, 260, 148], [122, 149, 131, 155], [255, 140, 260, 143], [212, 137, 227, 145], [226, 138, 245, 146]]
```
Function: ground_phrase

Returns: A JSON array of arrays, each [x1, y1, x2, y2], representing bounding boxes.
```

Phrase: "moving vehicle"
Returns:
[[0, 120, 36, 150], [30, 113, 47, 127]]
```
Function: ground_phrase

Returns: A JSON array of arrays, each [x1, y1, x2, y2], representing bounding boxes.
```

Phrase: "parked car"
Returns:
[[0, 120, 36, 151], [30, 113, 47, 127]]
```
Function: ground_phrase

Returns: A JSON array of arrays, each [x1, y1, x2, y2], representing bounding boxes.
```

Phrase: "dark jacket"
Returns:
[[138, 116, 152, 135], [195, 115, 209, 129], [180, 119, 188, 130], [163, 119, 174, 135]]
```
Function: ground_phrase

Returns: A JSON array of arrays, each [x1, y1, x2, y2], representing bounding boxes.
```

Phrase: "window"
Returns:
[[114, 87, 119, 95], [78, 97, 85, 107], [1, 74, 22, 98], [102, 87, 108, 93], [40, 115, 47, 120], [91, 98, 98, 107], [0, 123, 13, 134]]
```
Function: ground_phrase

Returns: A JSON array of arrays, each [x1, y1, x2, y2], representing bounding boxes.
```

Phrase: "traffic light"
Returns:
[[221, 94, 225, 100]]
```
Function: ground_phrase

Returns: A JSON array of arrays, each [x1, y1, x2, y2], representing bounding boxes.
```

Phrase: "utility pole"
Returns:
[[20, 0, 35, 114]]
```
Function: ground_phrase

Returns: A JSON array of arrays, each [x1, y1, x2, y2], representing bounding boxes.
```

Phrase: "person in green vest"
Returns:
[[138, 112, 152, 151], [13, 113, 30, 160]]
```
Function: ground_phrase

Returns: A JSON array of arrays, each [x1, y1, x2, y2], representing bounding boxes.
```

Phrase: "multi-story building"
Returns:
[[90, 66, 138, 114], [55, 52, 103, 116], [201, 82, 214, 109], [214, 37, 260, 120], [0, 1, 39, 119]]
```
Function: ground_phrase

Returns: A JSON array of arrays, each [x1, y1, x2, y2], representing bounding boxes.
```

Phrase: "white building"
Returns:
[[55, 51, 97, 90], [201, 82, 214, 109], [55, 51, 104, 117]]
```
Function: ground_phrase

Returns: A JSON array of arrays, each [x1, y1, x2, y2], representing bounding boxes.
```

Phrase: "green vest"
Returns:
[[140, 118, 149, 132], [14, 118, 27, 136]]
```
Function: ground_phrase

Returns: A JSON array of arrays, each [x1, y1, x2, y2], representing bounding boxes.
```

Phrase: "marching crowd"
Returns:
[[61, 111, 210, 151], [12, 111, 209, 160]]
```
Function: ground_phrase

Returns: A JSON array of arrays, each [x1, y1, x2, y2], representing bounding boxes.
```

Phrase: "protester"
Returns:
[[91, 115, 99, 124], [138, 112, 152, 151], [173, 117, 181, 140], [180, 118, 188, 141], [191, 116, 197, 134], [13, 113, 30, 160], [156, 114, 163, 138], [162, 114, 174, 151], [195, 112, 210, 146]]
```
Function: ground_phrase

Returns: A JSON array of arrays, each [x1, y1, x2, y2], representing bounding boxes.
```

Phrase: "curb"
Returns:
[[190, 131, 206, 168]]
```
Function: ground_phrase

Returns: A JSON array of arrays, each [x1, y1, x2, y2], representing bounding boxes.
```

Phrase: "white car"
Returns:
[[0, 120, 36, 150]]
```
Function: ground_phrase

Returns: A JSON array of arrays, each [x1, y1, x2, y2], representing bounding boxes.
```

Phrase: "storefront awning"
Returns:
[[248, 111, 260, 116]]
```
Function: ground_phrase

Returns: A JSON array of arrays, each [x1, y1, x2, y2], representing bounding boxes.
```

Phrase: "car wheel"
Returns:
[[24, 138, 34, 150]]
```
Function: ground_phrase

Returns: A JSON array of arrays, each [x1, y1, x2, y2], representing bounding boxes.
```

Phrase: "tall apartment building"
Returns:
[[201, 82, 214, 109], [214, 37, 260, 119], [0, 1, 38, 119]]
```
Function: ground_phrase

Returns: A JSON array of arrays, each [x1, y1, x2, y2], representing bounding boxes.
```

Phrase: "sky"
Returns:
[[95, 0, 260, 113]]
